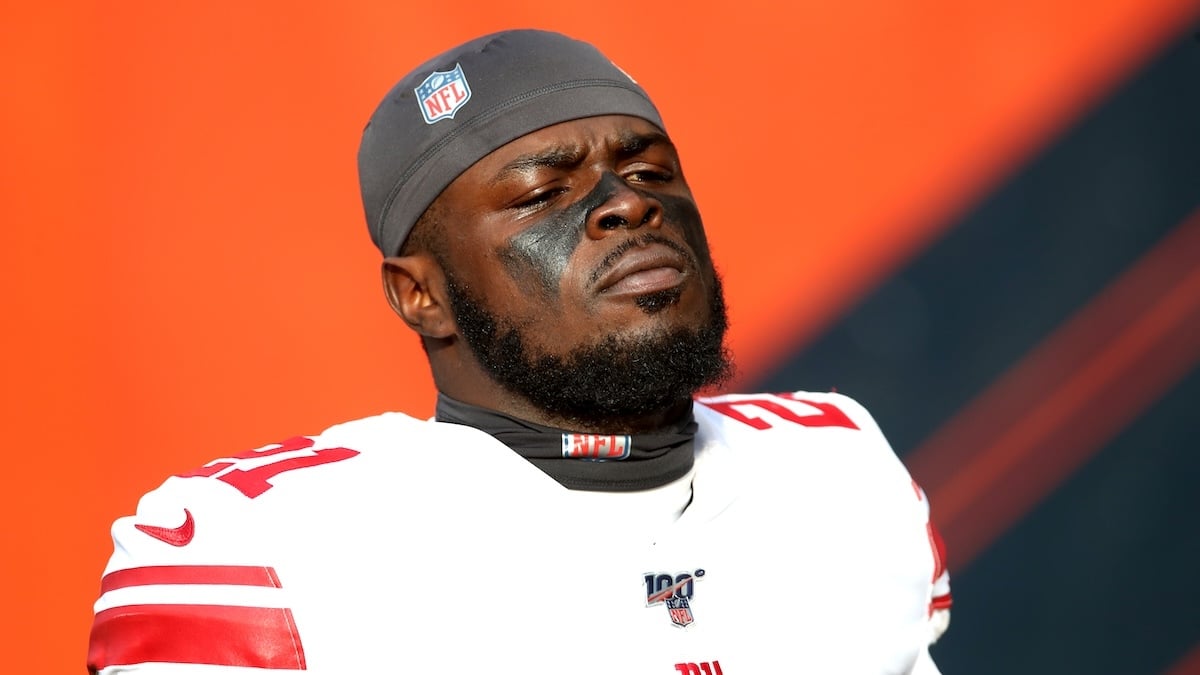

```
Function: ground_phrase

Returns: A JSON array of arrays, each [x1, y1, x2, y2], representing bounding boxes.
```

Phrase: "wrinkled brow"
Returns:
[[614, 130, 674, 159], [489, 130, 676, 186], [490, 145, 585, 185]]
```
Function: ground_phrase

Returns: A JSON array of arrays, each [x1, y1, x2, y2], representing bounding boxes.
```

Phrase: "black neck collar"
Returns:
[[434, 394, 697, 492]]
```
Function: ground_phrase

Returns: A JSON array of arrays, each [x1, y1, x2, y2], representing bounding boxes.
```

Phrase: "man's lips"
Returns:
[[595, 244, 690, 295]]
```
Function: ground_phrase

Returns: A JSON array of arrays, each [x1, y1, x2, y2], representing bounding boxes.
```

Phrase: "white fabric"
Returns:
[[91, 391, 949, 674]]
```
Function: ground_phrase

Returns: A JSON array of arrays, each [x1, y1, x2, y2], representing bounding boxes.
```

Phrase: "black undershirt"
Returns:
[[435, 394, 697, 492]]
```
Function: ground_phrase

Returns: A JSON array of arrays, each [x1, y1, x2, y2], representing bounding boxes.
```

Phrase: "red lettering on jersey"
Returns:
[[179, 461, 234, 479], [675, 661, 723, 675], [703, 393, 859, 430], [177, 436, 360, 498], [217, 447, 359, 498]]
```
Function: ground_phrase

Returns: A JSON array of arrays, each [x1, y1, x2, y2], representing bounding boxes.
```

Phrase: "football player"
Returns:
[[88, 29, 951, 674]]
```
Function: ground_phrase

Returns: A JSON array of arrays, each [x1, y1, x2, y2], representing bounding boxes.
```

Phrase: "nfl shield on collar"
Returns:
[[357, 29, 666, 257]]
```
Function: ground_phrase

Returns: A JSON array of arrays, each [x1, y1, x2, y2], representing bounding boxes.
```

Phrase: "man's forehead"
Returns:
[[505, 115, 666, 149], [480, 115, 673, 175]]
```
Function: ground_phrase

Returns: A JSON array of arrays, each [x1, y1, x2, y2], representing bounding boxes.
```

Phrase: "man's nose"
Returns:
[[586, 175, 663, 238]]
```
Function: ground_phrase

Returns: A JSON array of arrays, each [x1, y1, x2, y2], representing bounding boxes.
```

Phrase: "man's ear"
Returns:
[[381, 255, 456, 339]]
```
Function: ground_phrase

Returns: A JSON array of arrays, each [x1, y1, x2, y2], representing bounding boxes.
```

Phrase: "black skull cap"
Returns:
[[358, 29, 666, 257]]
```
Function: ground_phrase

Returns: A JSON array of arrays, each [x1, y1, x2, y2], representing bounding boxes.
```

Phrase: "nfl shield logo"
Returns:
[[414, 63, 472, 124], [561, 433, 632, 460], [666, 597, 694, 627]]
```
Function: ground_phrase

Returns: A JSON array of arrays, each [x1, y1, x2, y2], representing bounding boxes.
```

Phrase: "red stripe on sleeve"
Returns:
[[88, 603, 307, 670], [930, 593, 953, 611], [101, 565, 283, 594], [926, 522, 948, 583]]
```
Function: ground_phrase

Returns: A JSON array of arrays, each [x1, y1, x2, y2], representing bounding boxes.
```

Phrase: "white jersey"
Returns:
[[89, 391, 951, 674]]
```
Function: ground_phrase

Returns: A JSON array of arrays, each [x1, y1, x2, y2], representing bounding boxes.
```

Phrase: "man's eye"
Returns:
[[515, 187, 565, 210], [627, 169, 673, 183]]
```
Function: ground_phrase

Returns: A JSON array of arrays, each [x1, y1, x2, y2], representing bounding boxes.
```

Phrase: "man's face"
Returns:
[[430, 114, 731, 425]]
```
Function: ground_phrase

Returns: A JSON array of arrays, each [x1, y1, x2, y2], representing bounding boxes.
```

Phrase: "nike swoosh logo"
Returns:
[[134, 508, 195, 546]]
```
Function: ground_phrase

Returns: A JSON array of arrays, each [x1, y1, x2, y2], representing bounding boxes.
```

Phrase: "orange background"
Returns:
[[1, 1, 1194, 672]]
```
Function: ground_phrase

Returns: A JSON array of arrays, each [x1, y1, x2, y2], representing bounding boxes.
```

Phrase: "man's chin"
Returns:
[[448, 269, 732, 423]]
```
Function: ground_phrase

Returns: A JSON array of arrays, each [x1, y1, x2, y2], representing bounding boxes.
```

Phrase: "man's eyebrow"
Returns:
[[490, 145, 585, 185], [615, 130, 675, 158]]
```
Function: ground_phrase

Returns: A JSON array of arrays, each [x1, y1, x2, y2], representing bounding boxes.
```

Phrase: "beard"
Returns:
[[444, 272, 734, 428]]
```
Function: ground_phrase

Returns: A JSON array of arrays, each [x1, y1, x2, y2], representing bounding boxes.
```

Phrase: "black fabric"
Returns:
[[435, 394, 696, 492], [358, 29, 665, 257]]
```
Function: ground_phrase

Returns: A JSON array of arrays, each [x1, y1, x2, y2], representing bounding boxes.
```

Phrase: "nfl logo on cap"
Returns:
[[414, 63, 472, 124]]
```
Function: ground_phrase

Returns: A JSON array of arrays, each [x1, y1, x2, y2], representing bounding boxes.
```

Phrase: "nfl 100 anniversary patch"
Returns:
[[645, 568, 705, 627], [415, 63, 472, 124]]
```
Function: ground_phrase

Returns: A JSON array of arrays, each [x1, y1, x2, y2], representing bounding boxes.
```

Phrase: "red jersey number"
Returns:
[[703, 393, 859, 431], [178, 436, 360, 498]]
